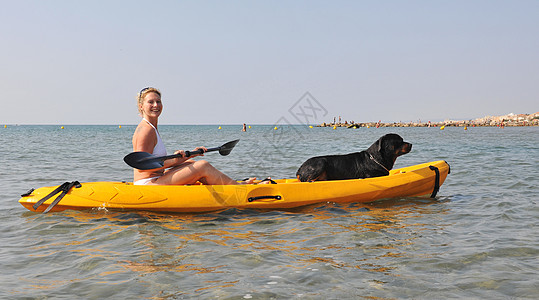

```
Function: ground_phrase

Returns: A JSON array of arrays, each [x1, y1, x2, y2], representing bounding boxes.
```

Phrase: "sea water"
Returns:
[[0, 125, 538, 299]]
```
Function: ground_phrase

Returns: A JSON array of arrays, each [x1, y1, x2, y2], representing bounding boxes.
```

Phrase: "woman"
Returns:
[[132, 87, 256, 185]]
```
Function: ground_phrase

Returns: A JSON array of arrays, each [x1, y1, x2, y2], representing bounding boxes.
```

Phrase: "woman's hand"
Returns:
[[171, 147, 206, 165], [173, 150, 186, 157], [191, 146, 207, 157], [171, 150, 187, 166]]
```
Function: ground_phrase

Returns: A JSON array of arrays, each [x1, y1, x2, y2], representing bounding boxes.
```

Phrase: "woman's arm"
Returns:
[[132, 124, 173, 172], [133, 124, 157, 153]]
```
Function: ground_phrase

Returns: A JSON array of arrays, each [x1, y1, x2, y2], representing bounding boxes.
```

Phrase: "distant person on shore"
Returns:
[[132, 87, 257, 185]]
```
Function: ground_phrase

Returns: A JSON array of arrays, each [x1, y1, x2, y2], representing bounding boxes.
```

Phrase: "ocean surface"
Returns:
[[1, 125, 537, 299]]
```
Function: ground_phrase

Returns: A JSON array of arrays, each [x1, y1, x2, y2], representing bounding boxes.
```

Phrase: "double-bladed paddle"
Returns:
[[124, 139, 239, 170]]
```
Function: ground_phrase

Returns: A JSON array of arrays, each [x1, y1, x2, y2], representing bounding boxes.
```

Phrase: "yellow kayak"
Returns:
[[19, 160, 450, 213]]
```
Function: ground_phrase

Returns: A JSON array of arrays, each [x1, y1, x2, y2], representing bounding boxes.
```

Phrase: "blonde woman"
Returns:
[[132, 87, 256, 185]]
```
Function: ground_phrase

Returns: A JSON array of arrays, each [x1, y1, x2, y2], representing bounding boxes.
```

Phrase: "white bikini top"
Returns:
[[143, 118, 167, 157]]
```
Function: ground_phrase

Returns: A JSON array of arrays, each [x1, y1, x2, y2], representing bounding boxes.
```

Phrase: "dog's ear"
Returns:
[[378, 135, 399, 152]]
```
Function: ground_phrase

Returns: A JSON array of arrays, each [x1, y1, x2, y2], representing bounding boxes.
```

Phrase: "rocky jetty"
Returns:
[[318, 112, 539, 128]]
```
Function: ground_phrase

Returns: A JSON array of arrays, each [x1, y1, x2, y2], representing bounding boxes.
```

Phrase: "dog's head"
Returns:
[[369, 133, 412, 163]]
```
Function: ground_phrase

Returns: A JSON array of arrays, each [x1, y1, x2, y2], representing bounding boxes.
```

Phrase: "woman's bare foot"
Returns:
[[239, 177, 257, 184], [238, 177, 273, 184]]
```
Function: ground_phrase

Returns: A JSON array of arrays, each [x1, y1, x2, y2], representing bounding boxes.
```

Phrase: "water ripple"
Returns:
[[1, 126, 538, 298]]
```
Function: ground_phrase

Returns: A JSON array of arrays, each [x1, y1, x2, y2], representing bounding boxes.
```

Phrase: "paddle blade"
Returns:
[[124, 152, 165, 170], [218, 139, 239, 156]]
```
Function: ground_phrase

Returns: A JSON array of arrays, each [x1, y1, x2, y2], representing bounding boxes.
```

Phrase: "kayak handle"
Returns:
[[429, 165, 440, 198], [248, 195, 282, 202]]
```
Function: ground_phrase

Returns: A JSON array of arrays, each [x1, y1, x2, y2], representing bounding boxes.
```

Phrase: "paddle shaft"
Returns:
[[142, 146, 219, 163]]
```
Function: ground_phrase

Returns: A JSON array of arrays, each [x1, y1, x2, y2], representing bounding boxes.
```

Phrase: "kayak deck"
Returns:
[[19, 160, 450, 213]]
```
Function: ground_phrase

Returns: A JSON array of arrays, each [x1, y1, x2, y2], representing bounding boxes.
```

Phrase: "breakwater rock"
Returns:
[[318, 112, 539, 128]]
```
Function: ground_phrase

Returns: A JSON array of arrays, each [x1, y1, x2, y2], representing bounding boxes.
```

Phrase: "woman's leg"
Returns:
[[155, 160, 253, 185]]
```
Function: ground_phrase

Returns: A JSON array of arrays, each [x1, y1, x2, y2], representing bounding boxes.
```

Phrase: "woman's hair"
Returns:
[[137, 87, 161, 115]]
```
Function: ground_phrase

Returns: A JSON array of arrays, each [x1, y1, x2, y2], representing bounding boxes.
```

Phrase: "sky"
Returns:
[[1, 0, 538, 125]]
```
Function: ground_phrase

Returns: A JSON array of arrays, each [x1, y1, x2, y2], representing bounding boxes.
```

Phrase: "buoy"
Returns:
[[309, 125, 313, 128], [440, 125, 445, 130], [333, 126, 337, 130], [3, 125, 6, 128], [119, 125, 122, 129], [218, 126, 222, 130], [464, 126, 467, 130], [274, 126, 278, 130], [248, 125, 251, 129], [61, 126, 65, 129]]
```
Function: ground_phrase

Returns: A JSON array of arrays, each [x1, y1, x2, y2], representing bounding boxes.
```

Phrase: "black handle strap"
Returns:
[[33, 181, 81, 212], [21, 188, 35, 197], [429, 166, 440, 198], [32, 183, 68, 210], [248, 195, 282, 202]]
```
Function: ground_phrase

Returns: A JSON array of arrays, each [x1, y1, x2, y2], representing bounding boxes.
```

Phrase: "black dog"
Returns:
[[296, 133, 412, 182]]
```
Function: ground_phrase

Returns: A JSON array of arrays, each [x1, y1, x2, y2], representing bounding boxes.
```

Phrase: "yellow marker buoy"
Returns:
[[61, 126, 65, 129], [309, 125, 313, 128], [248, 125, 251, 129], [464, 126, 467, 130], [333, 126, 337, 130], [218, 126, 222, 130], [3, 125, 6, 128], [440, 125, 445, 130], [274, 126, 278, 130], [119, 125, 122, 129]]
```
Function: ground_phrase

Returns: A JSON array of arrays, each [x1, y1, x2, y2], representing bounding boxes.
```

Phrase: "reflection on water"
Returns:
[[12, 198, 452, 298]]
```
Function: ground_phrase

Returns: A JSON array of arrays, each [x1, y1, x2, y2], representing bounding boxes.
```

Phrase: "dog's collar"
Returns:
[[369, 154, 390, 173]]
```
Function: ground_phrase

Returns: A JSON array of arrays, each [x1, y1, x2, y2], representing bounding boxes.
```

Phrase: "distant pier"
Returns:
[[318, 112, 539, 128]]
